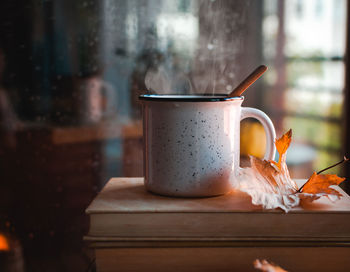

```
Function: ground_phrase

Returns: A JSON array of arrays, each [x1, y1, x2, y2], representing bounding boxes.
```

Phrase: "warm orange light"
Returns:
[[0, 234, 9, 251]]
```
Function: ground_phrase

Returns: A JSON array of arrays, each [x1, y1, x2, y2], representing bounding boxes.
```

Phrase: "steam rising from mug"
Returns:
[[142, 1, 251, 95], [145, 67, 193, 94]]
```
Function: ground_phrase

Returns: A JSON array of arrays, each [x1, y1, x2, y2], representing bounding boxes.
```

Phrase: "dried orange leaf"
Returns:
[[249, 129, 297, 195], [301, 172, 345, 196], [238, 128, 345, 212], [254, 259, 288, 272], [250, 156, 279, 189], [241, 129, 298, 211], [270, 129, 292, 170]]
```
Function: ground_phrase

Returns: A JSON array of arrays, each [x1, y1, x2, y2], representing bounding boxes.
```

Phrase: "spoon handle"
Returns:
[[227, 65, 268, 97]]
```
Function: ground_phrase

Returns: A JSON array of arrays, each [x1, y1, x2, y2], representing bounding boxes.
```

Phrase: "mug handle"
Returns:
[[240, 107, 276, 161]]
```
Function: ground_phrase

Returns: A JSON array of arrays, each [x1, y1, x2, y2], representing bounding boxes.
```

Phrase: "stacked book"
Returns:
[[85, 177, 350, 272]]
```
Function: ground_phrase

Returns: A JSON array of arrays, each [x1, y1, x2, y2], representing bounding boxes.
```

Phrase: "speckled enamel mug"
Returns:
[[140, 94, 276, 197]]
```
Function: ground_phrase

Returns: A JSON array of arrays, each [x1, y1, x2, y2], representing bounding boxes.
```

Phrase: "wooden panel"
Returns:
[[95, 247, 350, 272], [86, 178, 350, 213], [52, 122, 122, 144]]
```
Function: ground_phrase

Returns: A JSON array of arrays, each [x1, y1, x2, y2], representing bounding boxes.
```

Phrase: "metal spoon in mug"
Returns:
[[227, 65, 268, 98]]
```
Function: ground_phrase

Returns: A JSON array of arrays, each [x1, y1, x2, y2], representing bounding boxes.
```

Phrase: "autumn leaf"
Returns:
[[250, 156, 279, 190], [254, 259, 288, 272], [269, 129, 292, 170], [299, 172, 345, 197], [237, 128, 347, 212], [237, 130, 299, 211], [249, 129, 298, 195]]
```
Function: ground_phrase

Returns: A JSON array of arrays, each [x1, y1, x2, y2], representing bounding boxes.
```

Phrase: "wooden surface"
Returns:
[[86, 177, 350, 214], [86, 211, 350, 238], [86, 178, 350, 272], [95, 247, 350, 272], [52, 122, 122, 144], [52, 119, 142, 145], [85, 177, 350, 239]]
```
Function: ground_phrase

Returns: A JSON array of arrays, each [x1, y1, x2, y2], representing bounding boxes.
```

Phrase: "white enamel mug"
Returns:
[[140, 94, 276, 197]]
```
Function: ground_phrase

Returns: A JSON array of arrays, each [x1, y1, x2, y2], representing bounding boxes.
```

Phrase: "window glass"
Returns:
[[0, 0, 347, 270], [263, 0, 346, 174]]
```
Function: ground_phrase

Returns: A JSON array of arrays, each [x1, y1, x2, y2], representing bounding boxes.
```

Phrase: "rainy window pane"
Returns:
[[0, 0, 348, 270], [263, 0, 346, 174]]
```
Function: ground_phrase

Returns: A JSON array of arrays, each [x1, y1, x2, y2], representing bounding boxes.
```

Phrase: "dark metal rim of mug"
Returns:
[[139, 94, 244, 102]]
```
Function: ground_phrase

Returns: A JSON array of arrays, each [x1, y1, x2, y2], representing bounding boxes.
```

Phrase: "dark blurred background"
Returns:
[[0, 0, 349, 271]]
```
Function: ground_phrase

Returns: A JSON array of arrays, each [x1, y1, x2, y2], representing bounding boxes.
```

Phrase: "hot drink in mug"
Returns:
[[140, 94, 276, 197]]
